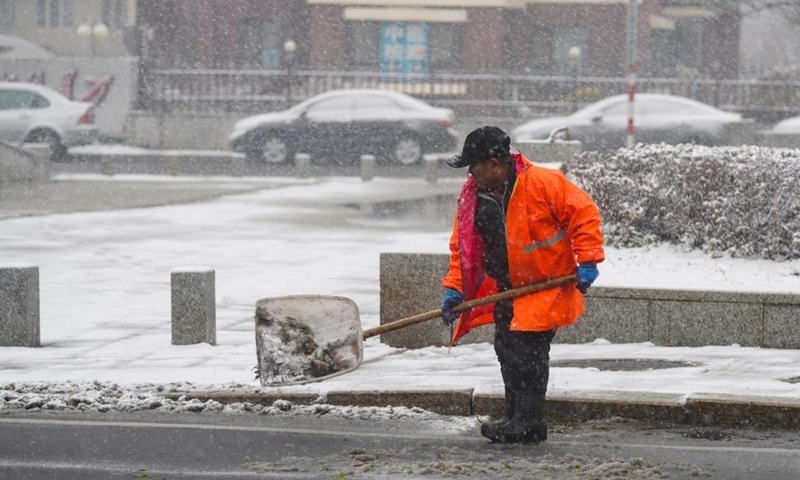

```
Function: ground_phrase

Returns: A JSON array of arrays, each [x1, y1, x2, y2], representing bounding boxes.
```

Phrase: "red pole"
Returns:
[[626, 0, 638, 148], [627, 64, 636, 148]]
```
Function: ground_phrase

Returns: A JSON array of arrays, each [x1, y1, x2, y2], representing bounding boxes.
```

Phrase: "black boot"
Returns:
[[482, 390, 547, 444], [480, 384, 515, 438]]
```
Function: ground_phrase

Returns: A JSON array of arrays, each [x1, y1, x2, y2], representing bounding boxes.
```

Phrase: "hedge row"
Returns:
[[569, 144, 800, 260]]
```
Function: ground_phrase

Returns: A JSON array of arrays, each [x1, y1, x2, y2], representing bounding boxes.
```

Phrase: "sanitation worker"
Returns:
[[440, 126, 605, 444]]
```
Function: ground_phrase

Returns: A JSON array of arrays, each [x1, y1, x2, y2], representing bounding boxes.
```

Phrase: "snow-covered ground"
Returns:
[[1, 173, 800, 414]]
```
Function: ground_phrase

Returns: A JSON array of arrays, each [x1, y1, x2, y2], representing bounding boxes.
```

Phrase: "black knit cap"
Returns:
[[447, 125, 511, 168]]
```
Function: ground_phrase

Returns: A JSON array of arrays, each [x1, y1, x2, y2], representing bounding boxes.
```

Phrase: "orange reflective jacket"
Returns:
[[442, 153, 605, 345]]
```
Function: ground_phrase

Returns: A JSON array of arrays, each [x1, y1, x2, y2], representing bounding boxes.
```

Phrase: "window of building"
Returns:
[[238, 21, 282, 70], [0, 0, 16, 27], [37, 0, 47, 27], [102, 0, 127, 27], [429, 24, 461, 72], [674, 18, 703, 71], [63, 0, 73, 27], [350, 21, 445, 73], [379, 23, 429, 75], [530, 27, 555, 75], [35, 0, 74, 28], [49, 0, 59, 28], [349, 22, 380, 69]]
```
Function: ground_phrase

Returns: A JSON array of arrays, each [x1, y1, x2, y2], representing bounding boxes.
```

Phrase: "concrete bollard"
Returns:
[[230, 155, 246, 177], [294, 153, 311, 178], [100, 157, 115, 176], [423, 154, 439, 184], [360, 154, 376, 182], [164, 154, 179, 176], [171, 267, 216, 346], [0, 265, 40, 347]]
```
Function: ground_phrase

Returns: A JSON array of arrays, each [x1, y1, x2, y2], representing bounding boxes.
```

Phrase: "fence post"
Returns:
[[360, 154, 376, 182], [423, 154, 439, 184], [0, 266, 40, 347], [171, 267, 216, 346], [294, 153, 312, 179]]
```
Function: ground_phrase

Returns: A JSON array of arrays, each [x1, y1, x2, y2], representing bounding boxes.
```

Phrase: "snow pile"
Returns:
[[570, 144, 800, 260], [0, 381, 452, 422]]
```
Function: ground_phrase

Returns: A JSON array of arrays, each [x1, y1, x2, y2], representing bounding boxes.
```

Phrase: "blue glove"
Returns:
[[577, 263, 599, 294], [440, 288, 464, 326]]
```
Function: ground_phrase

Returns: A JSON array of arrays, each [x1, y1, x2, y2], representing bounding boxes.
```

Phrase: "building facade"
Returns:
[[0, 0, 135, 57], [135, 0, 740, 79]]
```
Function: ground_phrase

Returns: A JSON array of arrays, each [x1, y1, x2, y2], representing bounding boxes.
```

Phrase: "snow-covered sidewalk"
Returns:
[[1, 174, 800, 407]]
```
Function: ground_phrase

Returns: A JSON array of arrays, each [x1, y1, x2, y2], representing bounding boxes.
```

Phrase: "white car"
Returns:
[[765, 115, 800, 134], [512, 93, 743, 152], [0, 82, 98, 160]]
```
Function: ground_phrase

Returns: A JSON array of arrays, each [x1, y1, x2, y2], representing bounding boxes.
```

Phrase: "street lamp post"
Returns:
[[568, 46, 582, 112], [77, 21, 109, 57], [283, 39, 297, 108]]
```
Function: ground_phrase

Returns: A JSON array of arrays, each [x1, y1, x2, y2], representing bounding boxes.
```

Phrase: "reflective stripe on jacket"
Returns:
[[442, 153, 605, 345]]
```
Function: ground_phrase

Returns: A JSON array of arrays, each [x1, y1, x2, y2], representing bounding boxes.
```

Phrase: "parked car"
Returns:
[[764, 115, 800, 134], [511, 93, 743, 152], [230, 89, 458, 164], [0, 82, 97, 160]]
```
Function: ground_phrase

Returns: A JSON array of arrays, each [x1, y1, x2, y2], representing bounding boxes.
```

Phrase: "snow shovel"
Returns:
[[254, 274, 578, 387]]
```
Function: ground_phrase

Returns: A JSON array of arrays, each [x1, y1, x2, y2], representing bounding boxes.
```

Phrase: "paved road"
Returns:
[[57, 150, 467, 180], [2, 411, 800, 479], [0, 152, 465, 220], [0, 176, 286, 220]]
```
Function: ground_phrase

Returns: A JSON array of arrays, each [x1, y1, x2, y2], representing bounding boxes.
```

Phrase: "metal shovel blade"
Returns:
[[255, 295, 363, 387], [254, 274, 577, 387]]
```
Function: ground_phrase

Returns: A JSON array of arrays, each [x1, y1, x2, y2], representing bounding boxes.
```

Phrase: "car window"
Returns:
[[355, 95, 402, 112], [0, 90, 34, 110], [31, 94, 50, 109], [390, 94, 431, 111], [599, 100, 628, 116], [641, 99, 687, 115], [306, 96, 353, 114], [599, 98, 646, 117]]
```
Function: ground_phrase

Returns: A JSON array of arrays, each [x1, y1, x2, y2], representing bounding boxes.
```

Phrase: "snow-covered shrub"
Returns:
[[569, 144, 800, 260]]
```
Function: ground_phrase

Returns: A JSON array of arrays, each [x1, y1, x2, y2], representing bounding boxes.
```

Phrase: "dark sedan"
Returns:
[[230, 89, 459, 164]]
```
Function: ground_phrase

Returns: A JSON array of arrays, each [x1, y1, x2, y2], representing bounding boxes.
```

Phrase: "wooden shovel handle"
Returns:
[[362, 274, 578, 340]]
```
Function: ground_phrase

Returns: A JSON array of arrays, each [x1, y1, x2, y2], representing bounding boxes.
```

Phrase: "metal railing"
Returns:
[[143, 69, 800, 123]]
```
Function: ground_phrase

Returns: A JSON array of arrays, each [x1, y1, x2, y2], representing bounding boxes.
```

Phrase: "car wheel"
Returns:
[[392, 137, 422, 165], [26, 130, 67, 161], [259, 135, 291, 163]]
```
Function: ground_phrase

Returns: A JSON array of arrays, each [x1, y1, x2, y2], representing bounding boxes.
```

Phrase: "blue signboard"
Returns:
[[379, 23, 429, 76]]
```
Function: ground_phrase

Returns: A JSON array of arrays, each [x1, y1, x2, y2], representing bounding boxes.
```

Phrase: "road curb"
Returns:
[[170, 389, 800, 429], [325, 390, 474, 416], [684, 393, 800, 429]]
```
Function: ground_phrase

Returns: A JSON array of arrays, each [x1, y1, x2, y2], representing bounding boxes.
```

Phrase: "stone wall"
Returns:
[[124, 112, 240, 150], [379, 253, 800, 349]]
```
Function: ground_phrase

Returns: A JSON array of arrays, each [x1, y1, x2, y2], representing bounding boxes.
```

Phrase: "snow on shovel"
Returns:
[[254, 274, 578, 387]]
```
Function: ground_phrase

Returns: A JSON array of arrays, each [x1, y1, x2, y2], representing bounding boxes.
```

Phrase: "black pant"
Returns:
[[493, 299, 556, 394]]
